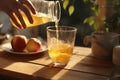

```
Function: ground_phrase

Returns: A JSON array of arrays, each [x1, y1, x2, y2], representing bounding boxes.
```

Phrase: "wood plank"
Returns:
[[0, 46, 114, 79], [65, 55, 113, 76], [73, 46, 92, 56], [0, 60, 109, 80], [28, 47, 113, 76], [27, 54, 113, 76], [35, 66, 109, 80], [0, 46, 114, 76]]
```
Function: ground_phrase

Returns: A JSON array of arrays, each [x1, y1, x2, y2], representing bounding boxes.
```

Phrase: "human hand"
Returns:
[[0, 0, 36, 29]]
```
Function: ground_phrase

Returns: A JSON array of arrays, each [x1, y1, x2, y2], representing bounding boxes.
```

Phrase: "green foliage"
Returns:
[[84, 16, 95, 26], [63, 0, 69, 10], [62, 0, 120, 32], [83, 0, 104, 31], [104, 0, 120, 32], [68, 5, 74, 16], [114, 0, 120, 5], [63, 0, 75, 16], [83, 0, 89, 3], [62, 0, 105, 31]]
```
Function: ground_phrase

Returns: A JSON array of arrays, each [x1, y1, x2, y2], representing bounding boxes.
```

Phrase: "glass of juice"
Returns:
[[47, 26, 77, 67], [10, 0, 61, 29]]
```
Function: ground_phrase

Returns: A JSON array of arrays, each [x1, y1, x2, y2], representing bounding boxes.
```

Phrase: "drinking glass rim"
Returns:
[[47, 26, 77, 32]]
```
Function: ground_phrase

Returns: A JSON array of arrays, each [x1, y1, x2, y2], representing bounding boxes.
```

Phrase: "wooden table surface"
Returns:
[[0, 40, 119, 80]]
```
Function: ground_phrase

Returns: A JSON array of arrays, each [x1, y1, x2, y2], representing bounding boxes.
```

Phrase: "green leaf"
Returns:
[[83, 0, 89, 4], [88, 16, 94, 25], [89, 19, 95, 26], [106, 28, 109, 32], [83, 16, 94, 25], [93, 22, 99, 30], [91, 7, 95, 11], [63, 0, 69, 10], [95, 5, 100, 16], [83, 18, 89, 24], [68, 5, 75, 16]]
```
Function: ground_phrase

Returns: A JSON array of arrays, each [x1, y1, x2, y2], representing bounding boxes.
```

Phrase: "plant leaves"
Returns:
[[93, 22, 99, 30], [68, 5, 75, 16], [83, 18, 89, 24], [95, 5, 100, 16], [83, 0, 89, 4], [89, 19, 95, 26], [105, 28, 109, 32], [83, 16, 94, 25], [63, 0, 69, 10]]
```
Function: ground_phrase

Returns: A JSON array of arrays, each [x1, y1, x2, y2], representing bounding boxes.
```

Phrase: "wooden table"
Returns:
[[0, 42, 119, 80]]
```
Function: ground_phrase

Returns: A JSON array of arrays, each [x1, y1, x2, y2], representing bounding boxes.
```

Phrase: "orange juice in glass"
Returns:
[[47, 26, 77, 67]]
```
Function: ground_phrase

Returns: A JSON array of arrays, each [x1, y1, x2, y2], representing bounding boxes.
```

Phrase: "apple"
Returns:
[[11, 35, 27, 52], [25, 38, 41, 52]]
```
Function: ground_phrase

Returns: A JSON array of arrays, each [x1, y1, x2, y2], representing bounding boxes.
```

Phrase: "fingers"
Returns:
[[11, 0, 35, 29], [19, 0, 36, 14], [0, 0, 35, 29], [14, 10, 27, 29], [18, 3, 33, 25], [16, 0, 36, 29], [9, 13, 22, 29], [10, 2, 27, 29], [5, 6, 24, 29]]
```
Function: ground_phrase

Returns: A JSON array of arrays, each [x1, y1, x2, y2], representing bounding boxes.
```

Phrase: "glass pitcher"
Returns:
[[10, 0, 61, 29]]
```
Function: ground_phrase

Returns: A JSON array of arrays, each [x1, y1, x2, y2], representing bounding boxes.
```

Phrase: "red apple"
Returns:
[[25, 38, 41, 52], [11, 35, 27, 52]]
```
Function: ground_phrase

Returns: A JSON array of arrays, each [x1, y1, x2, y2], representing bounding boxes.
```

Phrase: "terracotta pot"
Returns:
[[84, 31, 120, 60]]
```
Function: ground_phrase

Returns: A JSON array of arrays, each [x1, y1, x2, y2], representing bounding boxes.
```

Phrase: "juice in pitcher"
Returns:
[[10, 13, 54, 28]]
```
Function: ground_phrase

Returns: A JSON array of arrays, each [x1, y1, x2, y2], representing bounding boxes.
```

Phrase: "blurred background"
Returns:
[[0, 0, 116, 46]]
